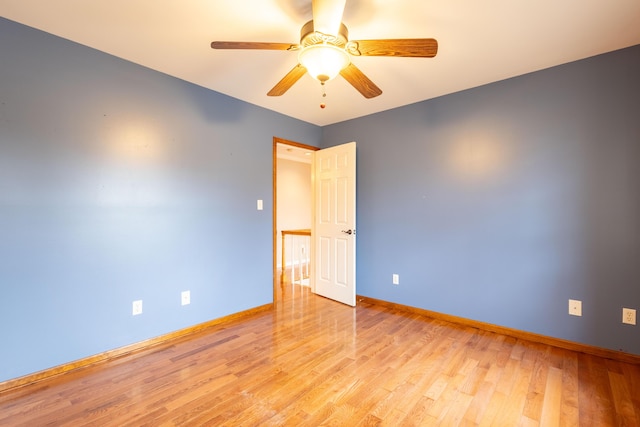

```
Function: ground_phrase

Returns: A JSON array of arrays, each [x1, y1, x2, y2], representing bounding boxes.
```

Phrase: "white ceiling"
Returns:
[[277, 143, 315, 163], [1, 0, 639, 126]]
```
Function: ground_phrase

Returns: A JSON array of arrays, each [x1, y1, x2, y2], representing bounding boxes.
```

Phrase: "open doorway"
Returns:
[[272, 137, 318, 304]]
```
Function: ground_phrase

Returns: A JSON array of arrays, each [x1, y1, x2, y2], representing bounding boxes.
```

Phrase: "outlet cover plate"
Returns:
[[622, 308, 636, 325], [568, 299, 582, 316], [392, 274, 399, 285], [132, 300, 143, 316]]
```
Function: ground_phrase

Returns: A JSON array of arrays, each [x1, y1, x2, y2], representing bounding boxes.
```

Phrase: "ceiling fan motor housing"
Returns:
[[300, 20, 349, 48]]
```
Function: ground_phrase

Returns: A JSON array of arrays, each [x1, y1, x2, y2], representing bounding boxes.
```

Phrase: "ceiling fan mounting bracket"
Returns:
[[345, 42, 361, 56], [300, 20, 349, 48]]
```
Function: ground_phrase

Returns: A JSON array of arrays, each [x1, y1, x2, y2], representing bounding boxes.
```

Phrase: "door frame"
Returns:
[[272, 137, 319, 304]]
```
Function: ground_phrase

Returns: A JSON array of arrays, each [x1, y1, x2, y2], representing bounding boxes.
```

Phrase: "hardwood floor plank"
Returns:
[[382, 408, 408, 426], [560, 350, 580, 427], [369, 381, 414, 421], [491, 358, 535, 426], [436, 391, 474, 426], [518, 415, 540, 427], [539, 366, 563, 426], [462, 380, 496, 424], [522, 347, 551, 421], [477, 390, 507, 427], [1, 283, 639, 426], [608, 370, 638, 426], [622, 363, 640, 419], [578, 353, 617, 426], [401, 395, 437, 426]]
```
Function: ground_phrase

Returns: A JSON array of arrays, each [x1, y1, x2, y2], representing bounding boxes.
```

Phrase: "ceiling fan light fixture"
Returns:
[[298, 44, 350, 83]]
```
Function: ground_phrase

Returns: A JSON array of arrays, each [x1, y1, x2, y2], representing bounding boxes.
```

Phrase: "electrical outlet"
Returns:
[[181, 290, 191, 306], [622, 308, 636, 325], [568, 299, 582, 316], [132, 300, 143, 316], [392, 274, 399, 285]]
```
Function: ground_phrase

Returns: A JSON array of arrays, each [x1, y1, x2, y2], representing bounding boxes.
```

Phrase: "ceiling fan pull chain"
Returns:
[[320, 82, 327, 109]]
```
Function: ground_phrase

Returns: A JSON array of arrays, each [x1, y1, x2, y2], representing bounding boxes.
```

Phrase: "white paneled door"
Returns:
[[313, 142, 356, 306]]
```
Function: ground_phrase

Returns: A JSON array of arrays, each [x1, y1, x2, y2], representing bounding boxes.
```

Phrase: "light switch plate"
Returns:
[[257, 199, 263, 210], [181, 290, 191, 306]]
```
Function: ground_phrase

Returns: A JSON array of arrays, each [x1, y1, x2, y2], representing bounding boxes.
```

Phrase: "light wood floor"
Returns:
[[1, 282, 639, 426]]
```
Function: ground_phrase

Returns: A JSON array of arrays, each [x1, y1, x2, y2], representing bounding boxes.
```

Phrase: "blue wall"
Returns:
[[323, 45, 640, 354], [0, 18, 321, 382]]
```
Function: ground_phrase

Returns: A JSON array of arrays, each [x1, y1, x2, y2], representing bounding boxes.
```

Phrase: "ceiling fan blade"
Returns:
[[211, 41, 299, 51], [349, 39, 438, 57], [312, 0, 346, 36], [267, 64, 308, 96], [339, 63, 382, 99]]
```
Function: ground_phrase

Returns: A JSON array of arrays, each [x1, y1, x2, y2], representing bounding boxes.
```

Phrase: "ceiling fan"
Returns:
[[211, 0, 438, 99]]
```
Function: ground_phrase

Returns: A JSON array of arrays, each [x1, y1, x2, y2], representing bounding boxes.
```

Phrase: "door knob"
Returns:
[[341, 229, 354, 235]]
